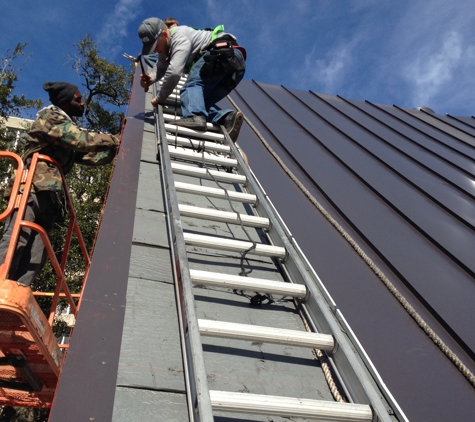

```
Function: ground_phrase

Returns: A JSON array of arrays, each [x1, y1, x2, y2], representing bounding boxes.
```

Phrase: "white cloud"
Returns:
[[97, 0, 143, 58], [294, 35, 361, 95], [403, 31, 466, 106], [312, 45, 351, 93], [376, 0, 475, 113]]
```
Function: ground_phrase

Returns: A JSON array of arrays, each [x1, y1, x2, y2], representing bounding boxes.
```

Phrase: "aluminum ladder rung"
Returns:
[[166, 135, 229, 153], [190, 269, 307, 298], [158, 87, 181, 96], [183, 233, 287, 259], [174, 181, 257, 204], [171, 163, 247, 184], [162, 104, 183, 116], [168, 145, 237, 167], [163, 97, 184, 107], [165, 123, 225, 142], [209, 391, 373, 421], [164, 112, 213, 128], [179, 204, 269, 228], [158, 87, 184, 96], [164, 113, 221, 133], [198, 319, 334, 349], [159, 78, 186, 86], [164, 93, 180, 102]]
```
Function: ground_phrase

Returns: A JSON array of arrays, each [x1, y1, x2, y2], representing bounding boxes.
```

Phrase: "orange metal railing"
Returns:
[[0, 151, 93, 407], [0, 152, 90, 327]]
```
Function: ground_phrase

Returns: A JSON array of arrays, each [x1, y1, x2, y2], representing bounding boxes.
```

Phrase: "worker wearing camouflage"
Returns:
[[25, 104, 118, 192], [0, 82, 120, 287]]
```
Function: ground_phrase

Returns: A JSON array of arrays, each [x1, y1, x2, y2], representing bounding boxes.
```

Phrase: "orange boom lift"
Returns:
[[0, 151, 90, 408]]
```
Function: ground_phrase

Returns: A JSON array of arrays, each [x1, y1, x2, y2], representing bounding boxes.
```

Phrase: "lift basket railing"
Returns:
[[0, 151, 91, 334]]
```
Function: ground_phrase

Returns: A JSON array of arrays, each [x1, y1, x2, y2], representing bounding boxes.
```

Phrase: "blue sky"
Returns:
[[1, 0, 474, 117]]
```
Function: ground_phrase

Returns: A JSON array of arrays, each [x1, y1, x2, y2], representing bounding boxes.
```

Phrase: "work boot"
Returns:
[[222, 111, 243, 142], [173, 115, 207, 131]]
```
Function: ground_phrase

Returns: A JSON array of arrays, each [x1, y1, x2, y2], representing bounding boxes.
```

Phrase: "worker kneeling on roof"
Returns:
[[0, 82, 120, 287], [138, 17, 246, 142]]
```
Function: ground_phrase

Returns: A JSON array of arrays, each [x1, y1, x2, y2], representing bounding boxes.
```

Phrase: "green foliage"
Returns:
[[0, 43, 42, 122], [0, 406, 48, 422], [69, 34, 133, 133], [0, 44, 38, 219]]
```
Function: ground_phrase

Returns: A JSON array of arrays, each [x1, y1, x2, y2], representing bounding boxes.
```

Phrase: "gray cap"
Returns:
[[138, 17, 165, 55]]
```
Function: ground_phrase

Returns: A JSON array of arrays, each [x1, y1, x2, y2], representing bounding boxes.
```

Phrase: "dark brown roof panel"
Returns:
[[447, 115, 475, 132], [228, 80, 475, 422]]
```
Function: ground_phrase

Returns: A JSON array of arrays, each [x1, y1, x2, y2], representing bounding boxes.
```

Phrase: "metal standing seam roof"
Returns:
[[50, 70, 475, 421], [225, 79, 475, 422], [54, 70, 386, 421]]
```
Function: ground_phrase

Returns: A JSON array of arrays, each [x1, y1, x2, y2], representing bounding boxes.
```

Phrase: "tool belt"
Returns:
[[200, 35, 246, 77]]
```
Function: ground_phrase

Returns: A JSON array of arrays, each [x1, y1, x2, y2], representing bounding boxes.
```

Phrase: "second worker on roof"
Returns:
[[138, 17, 246, 142]]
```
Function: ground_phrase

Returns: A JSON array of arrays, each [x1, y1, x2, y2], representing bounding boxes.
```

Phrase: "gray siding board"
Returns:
[[112, 89, 188, 420], [133, 208, 169, 248], [141, 130, 159, 163], [116, 277, 185, 392], [136, 162, 165, 213], [174, 172, 242, 192], [129, 244, 173, 284], [112, 387, 188, 422], [181, 214, 267, 244]]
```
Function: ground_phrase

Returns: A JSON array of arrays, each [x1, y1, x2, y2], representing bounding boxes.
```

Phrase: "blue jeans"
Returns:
[[180, 49, 245, 124]]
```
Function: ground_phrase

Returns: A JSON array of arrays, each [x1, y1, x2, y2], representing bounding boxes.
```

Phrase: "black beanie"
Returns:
[[43, 82, 78, 106]]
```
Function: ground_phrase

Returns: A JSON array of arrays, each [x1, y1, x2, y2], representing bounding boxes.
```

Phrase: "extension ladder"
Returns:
[[154, 78, 402, 422]]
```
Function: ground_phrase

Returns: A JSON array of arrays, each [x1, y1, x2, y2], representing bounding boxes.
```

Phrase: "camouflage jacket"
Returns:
[[20, 105, 119, 193]]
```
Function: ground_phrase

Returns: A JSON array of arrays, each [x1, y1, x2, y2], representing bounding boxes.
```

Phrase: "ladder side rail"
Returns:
[[224, 133, 394, 422], [156, 105, 214, 422]]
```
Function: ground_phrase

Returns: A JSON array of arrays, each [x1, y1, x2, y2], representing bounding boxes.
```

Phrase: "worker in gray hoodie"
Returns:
[[138, 17, 246, 142]]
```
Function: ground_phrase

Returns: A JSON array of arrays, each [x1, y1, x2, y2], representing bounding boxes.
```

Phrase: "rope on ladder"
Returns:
[[297, 299, 346, 403], [226, 94, 475, 389]]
